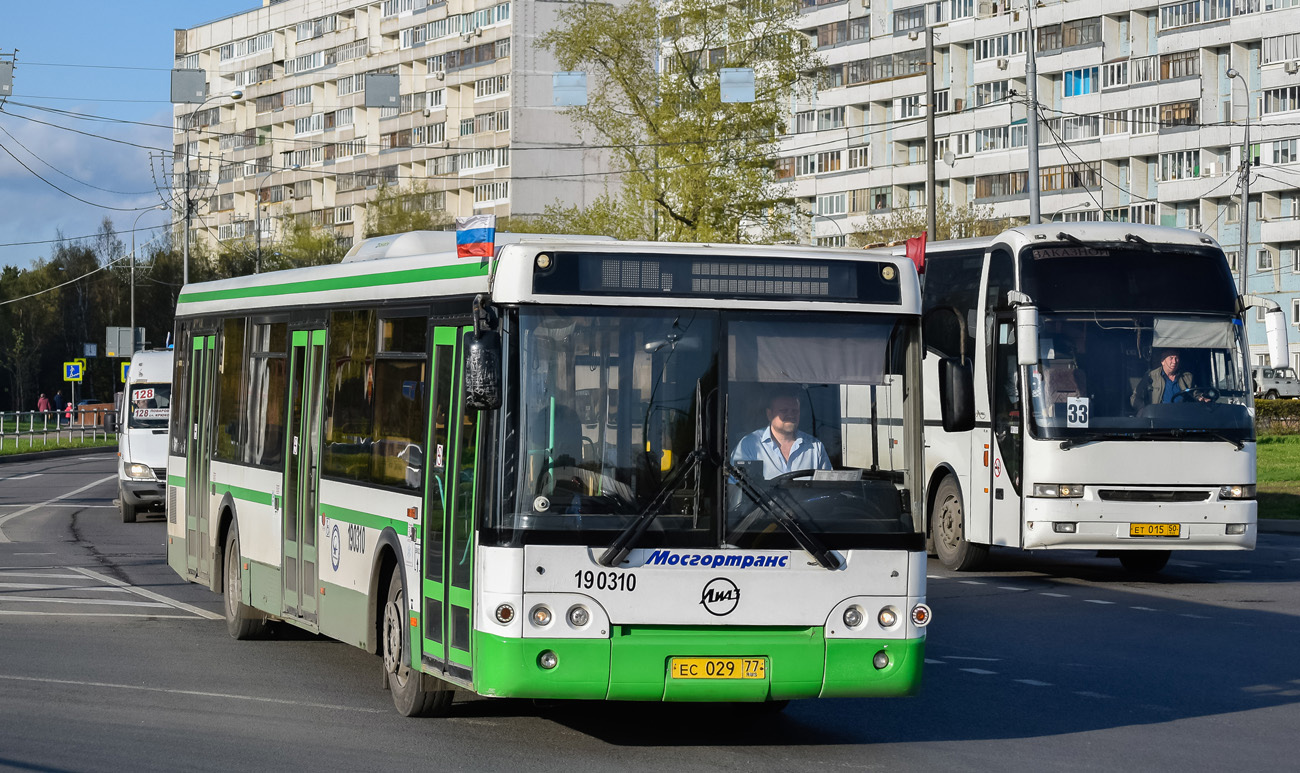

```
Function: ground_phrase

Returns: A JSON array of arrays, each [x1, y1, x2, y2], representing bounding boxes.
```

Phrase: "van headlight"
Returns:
[[124, 463, 155, 480]]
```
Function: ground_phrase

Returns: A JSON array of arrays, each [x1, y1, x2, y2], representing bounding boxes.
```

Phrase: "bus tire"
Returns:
[[222, 523, 267, 640], [383, 566, 453, 717], [119, 493, 137, 524], [931, 476, 988, 571], [1119, 550, 1170, 574]]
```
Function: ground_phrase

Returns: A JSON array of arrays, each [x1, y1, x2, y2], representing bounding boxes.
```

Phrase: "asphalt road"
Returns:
[[1, 452, 1297, 772]]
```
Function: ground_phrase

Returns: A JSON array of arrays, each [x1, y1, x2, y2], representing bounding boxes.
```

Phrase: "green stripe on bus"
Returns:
[[319, 503, 406, 531], [214, 482, 274, 506], [177, 262, 492, 305], [433, 327, 457, 345], [447, 648, 470, 667], [422, 579, 444, 597], [292, 330, 308, 346], [449, 588, 470, 607], [168, 475, 185, 487]]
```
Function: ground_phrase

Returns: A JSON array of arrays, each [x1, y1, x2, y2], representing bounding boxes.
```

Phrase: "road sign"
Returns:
[[64, 362, 83, 382], [75, 357, 87, 371], [121, 362, 130, 383], [84, 343, 98, 358]]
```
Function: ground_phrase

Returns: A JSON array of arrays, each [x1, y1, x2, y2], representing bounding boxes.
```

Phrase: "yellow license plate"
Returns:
[[1130, 523, 1180, 537], [670, 657, 767, 680]]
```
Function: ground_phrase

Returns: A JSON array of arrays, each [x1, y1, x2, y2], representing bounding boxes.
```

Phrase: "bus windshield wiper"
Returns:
[[1059, 432, 1140, 450], [1061, 429, 1243, 451], [598, 448, 702, 567], [1145, 428, 1244, 450], [725, 462, 842, 571]]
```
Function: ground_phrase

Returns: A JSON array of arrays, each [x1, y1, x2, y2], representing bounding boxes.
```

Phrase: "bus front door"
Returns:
[[989, 318, 1024, 545], [185, 334, 216, 581], [282, 328, 326, 625], [421, 326, 479, 683]]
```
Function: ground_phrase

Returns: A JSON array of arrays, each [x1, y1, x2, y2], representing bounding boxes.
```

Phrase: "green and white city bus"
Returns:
[[166, 232, 944, 715]]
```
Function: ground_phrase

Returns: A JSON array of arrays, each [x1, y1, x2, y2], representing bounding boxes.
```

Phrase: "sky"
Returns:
[[0, 1, 256, 269]]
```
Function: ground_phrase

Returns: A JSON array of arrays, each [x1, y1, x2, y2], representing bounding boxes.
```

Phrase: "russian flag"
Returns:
[[456, 214, 496, 259]]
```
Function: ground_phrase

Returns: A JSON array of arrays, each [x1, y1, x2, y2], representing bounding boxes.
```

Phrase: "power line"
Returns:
[[0, 223, 168, 249], [0, 138, 159, 212], [0, 252, 130, 308], [0, 122, 156, 195]]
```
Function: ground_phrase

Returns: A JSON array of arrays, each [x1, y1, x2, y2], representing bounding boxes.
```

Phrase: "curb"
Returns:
[[0, 445, 116, 464], [1260, 519, 1300, 535]]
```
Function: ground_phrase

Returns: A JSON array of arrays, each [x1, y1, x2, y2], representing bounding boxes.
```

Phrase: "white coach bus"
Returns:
[[166, 233, 954, 715], [913, 223, 1287, 573]]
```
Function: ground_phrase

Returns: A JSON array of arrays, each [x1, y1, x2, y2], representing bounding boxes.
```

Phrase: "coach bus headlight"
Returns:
[[1052, 522, 1077, 533], [494, 604, 515, 625], [125, 463, 155, 480], [1218, 484, 1255, 500], [877, 606, 898, 629], [1032, 483, 1083, 498], [1226, 524, 1248, 535], [842, 606, 864, 628], [530, 605, 553, 627]]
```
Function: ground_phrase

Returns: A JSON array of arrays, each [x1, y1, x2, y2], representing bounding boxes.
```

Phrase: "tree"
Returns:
[[499, 189, 656, 241], [847, 200, 1025, 248], [363, 181, 452, 238], [540, 0, 819, 243]]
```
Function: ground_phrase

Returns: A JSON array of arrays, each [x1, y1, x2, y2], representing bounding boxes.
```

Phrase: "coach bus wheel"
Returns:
[[222, 523, 267, 640], [931, 476, 988, 571], [382, 567, 454, 717], [1119, 550, 1170, 574]]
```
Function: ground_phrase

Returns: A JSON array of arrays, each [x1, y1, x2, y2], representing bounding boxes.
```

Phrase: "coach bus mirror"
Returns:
[[1265, 308, 1289, 369], [939, 357, 975, 433], [1015, 305, 1039, 366], [465, 330, 502, 411]]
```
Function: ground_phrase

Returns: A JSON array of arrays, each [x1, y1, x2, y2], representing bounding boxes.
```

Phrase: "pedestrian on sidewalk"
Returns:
[[53, 390, 66, 424], [36, 393, 51, 414]]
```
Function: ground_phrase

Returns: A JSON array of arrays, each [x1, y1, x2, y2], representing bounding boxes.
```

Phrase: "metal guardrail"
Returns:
[[0, 407, 117, 450]]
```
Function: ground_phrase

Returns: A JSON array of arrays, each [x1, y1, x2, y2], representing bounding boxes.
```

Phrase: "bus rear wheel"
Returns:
[[1119, 550, 1170, 574], [382, 566, 453, 717], [222, 523, 267, 640], [931, 476, 988, 571]]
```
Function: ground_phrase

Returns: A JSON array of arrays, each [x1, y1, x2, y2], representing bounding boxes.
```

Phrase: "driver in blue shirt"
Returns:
[[731, 392, 832, 479]]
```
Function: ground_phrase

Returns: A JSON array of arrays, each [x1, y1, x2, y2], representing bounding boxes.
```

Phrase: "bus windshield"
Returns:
[[127, 383, 172, 429], [503, 307, 921, 549], [1018, 313, 1252, 441]]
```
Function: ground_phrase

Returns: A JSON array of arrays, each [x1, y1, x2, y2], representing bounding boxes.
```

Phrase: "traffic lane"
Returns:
[[0, 452, 116, 500]]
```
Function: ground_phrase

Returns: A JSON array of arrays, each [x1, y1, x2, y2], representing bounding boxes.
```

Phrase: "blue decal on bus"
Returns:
[[644, 550, 788, 568]]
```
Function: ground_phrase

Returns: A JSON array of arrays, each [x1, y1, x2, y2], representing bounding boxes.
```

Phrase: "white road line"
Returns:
[[998, 586, 1028, 591], [1041, 592, 1069, 597], [948, 656, 1002, 662], [1085, 599, 1115, 605], [69, 567, 223, 621], [0, 674, 386, 713], [959, 580, 986, 585], [924, 658, 945, 664], [0, 474, 117, 543], [1131, 606, 1158, 611], [0, 596, 174, 609], [1179, 613, 1210, 619], [0, 582, 131, 593], [4, 474, 41, 481], [0, 611, 198, 619], [960, 668, 998, 675], [0, 572, 84, 580], [1016, 679, 1053, 687], [1075, 691, 1111, 699]]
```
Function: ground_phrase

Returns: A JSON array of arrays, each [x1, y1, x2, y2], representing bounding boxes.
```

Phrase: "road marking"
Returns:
[[0, 611, 198, 619], [1075, 691, 1111, 699], [998, 586, 1028, 591], [1085, 599, 1115, 605], [960, 668, 998, 675], [0, 582, 131, 593], [947, 656, 1001, 662], [0, 674, 387, 714], [69, 567, 222, 621], [1015, 679, 1053, 687], [1131, 606, 1158, 611], [1041, 592, 1069, 597], [1179, 613, 1210, 619], [0, 474, 116, 543], [924, 658, 945, 664], [0, 596, 174, 609], [4, 474, 41, 481], [959, 580, 986, 585], [0, 571, 84, 580]]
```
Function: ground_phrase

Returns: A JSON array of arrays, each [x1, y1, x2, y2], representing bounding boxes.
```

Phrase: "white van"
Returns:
[[1252, 365, 1300, 400], [118, 349, 174, 522]]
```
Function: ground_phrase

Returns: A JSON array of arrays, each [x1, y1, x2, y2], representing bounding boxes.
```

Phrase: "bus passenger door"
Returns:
[[185, 334, 216, 581], [282, 328, 326, 625], [990, 318, 1024, 546], [421, 326, 479, 683]]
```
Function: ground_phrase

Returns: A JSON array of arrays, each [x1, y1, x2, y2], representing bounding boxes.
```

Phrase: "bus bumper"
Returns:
[[1023, 497, 1256, 551], [473, 628, 924, 701]]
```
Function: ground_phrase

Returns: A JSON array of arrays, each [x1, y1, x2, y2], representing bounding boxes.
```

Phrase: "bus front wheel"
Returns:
[[382, 566, 453, 717], [1119, 550, 1170, 574], [222, 523, 267, 640], [931, 476, 989, 571]]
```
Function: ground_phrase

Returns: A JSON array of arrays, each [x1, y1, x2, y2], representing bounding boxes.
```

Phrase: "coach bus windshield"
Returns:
[[499, 307, 922, 549], [1017, 313, 1253, 442]]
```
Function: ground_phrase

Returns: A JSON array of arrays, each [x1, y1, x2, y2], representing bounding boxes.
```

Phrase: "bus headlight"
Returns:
[[1226, 523, 1248, 535], [1032, 483, 1084, 498], [842, 606, 864, 628], [494, 604, 515, 624], [124, 463, 155, 480], [877, 606, 898, 628], [530, 605, 553, 627], [1219, 485, 1255, 500]]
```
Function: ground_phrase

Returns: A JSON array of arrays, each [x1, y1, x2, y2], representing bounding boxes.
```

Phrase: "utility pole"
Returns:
[[1025, 2, 1042, 225], [925, 25, 937, 240], [1227, 67, 1250, 295]]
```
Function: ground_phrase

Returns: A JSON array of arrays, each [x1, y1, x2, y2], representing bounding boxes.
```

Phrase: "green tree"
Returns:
[[363, 181, 452, 238], [847, 200, 1025, 248], [540, 0, 818, 243]]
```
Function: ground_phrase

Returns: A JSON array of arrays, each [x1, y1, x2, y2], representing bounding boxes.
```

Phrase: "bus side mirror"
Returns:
[[1265, 308, 1289, 369], [464, 330, 502, 411], [1015, 304, 1039, 367], [939, 357, 975, 433]]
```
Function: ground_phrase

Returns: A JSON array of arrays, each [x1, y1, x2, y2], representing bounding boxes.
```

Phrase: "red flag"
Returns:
[[905, 233, 927, 274]]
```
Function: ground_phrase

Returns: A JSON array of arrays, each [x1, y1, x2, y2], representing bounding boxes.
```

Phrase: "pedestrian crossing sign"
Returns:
[[64, 362, 83, 382]]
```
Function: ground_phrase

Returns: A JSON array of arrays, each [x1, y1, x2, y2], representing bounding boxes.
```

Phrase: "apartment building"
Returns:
[[172, 0, 613, 252], [784, 0, 1300, 366]]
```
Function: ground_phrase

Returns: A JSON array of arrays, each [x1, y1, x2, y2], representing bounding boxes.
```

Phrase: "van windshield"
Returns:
[[127, 384, 171, 429]]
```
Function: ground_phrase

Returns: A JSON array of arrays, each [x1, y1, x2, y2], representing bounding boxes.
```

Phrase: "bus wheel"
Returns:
[[222, 523, 267, 640], [932, 476, 988, 571], [119, 492, 137, 524], [1119, 550, 1170, 574], [382, 567, 453, 717]]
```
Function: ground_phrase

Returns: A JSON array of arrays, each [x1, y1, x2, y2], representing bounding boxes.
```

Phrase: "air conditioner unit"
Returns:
[[996, 58, 1009, 70], [953, 97, 965, 112], [1204, 162, 1220, 177], [1287, 60, 1300, 75], [435, 71, 445, 81], [475, 27, 483, 37]]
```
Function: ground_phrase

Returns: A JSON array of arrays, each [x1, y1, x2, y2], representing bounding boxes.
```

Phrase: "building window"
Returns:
[[1063, 67, 1099, 97], [817, 151, 842, 173], [975, 80, 1008, 107], [1292, 297, 1300, 325], [816, 192, 846, 216], [1159, 51, 1199, 80], [1159, 150, 1200, 181], [1160, 100, 1199, 128], [847, 146, 870, 169], [795, 111, 816, 133], [870, 186, 892, 212], [817, 107, 845, 130], [1259, 248, 1275, 271]]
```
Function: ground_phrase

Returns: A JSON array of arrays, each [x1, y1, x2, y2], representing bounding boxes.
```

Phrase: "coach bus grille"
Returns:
[[1098, 489, 1209, 503]]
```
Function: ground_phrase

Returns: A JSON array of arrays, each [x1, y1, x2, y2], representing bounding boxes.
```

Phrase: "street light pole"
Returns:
[[130, 206, 166, 354], [181, 89, 241, 286], [1025, 2, 1042, 225], [925, 24, 937, 241], [1227, 67, 1250, 296]]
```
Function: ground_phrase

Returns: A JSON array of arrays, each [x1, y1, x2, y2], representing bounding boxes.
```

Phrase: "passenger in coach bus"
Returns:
[[1131, 348, 1207, 407], [731, 391, 832, 479]]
